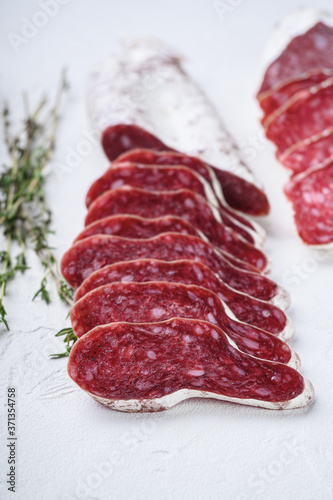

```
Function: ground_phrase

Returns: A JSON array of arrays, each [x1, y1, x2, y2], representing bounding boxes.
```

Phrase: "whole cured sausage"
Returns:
[[74, 259, 292, 335], [88, 38, 269, 216], [85, 186, 268, 272], [60, 233, 286, 303], [68, 318, 314, 412], [70, 281, 296, 365]]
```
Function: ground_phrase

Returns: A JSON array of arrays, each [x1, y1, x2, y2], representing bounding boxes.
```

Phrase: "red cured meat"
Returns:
[[213, 169, 269, 216], [266, 80, 333, 154], [68, 318, 314, 411], [85, 162, 256, 245], [73, 216, 258, 274], [74, 259, 291, 336], [279, 128, 333, 174], [258, 22, 333, 97], [102, 124, 169, 163], [74, 215, 201, 243], [284, 159, 333, 245], [103, 126, 270, 216], [260, 72, 330, 122], [71, 282, 295, 365], [86, 163, 212, 208], [85, 186, 268, 272], [258, 18, 333, 245], [115, 148, 221, 186], [60, 233, 283, 302], [114, 148, 270, 219]]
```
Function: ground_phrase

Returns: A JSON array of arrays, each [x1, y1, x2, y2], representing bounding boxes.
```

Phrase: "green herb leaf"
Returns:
[[51, 327, 77, 358]]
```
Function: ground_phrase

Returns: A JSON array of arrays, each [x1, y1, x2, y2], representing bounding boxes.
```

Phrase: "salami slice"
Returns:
[[279, 127, 333, 174], [260, 72, 330, 122], [85, 162, 258, 245], [74, 259, 291, 335], [265, 78, 333, 154], [71, 281, 296, 365], [68, 318, 314, 412], [74, 215, 259, 274], [257, 16, 333, 98], [114, 149, 266, 240], [60, 233, 286, 304], [88, 38, 269, 216], [74, 215, 201, 243], [84, 186, 268, 272], [85, 162, 217, 208], [284, 158, 333, 245]]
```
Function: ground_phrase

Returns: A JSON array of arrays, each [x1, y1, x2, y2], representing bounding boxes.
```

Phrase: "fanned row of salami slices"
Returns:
[[257, 9, 333, 246], [60, 40, 314, 412]]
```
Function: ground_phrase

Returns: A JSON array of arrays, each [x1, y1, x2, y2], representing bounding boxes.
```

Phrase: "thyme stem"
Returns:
[[0, 70, 73, 331]]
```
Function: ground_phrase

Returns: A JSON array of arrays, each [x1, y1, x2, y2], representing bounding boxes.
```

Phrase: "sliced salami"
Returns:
[[71, 282, 296, 365], [85, 186, 268, 272], [85, 162, 214, 208], [260, 72, 330, 122], [85, 162, 258, 245], [88, 38, 269, 216], [74, 215, 259, 274], [265, 78, 333, 154], [68, 318, 314, 412], [284, 158, 333, 245], [102, 126, 270, 216], [114, 149, 267, 234], [74, 259, 291, 334], [258, 17, 333, 98], [279, 127, 333, 174], [74, 215, 201, 243], [258, 10, 333, 245], [60, 233, 286, 303]]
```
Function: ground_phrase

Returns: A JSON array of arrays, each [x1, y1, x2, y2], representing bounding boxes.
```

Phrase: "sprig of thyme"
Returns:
[[0, 71, 74, 332], [50, 327, 77, 359]]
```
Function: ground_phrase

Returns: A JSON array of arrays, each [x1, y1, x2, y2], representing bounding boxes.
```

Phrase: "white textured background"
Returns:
[[1, 0, 333, 499]]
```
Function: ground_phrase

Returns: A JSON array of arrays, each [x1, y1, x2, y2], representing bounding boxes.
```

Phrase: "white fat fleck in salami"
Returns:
[[87, 38, 265, 190], [68, 318, 314, 412]]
